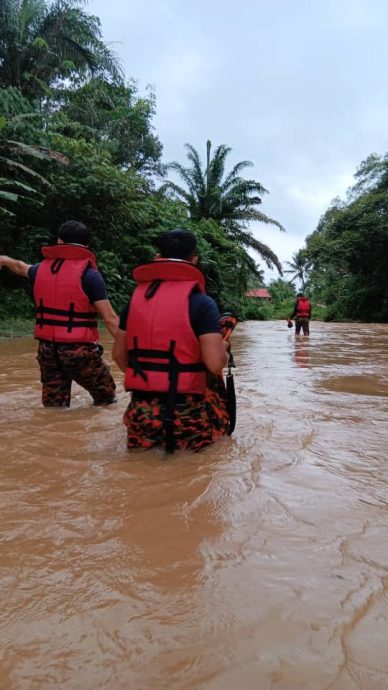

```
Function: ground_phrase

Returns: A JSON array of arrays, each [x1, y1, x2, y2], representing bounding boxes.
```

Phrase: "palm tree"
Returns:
[[0, 0, 122, 97], [284, 250, 312, 291], [161, 140, 284, 272]]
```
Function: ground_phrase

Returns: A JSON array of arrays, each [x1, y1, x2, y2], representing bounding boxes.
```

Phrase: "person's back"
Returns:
[[290, 293, 311, 335], [113, 229, 229, 453], [0, 220, 119, 407]]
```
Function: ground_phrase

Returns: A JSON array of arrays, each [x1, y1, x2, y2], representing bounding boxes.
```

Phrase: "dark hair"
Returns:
[[296, 293, 304, 298], [57, 220, 90, 246], [156, 229, 197, 260]]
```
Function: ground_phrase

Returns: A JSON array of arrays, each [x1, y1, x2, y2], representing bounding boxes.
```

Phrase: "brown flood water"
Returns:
[[1, 321, 388, 690]]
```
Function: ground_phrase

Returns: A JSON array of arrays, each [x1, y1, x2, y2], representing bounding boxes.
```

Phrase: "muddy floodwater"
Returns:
[[1, 322, 388, 690]]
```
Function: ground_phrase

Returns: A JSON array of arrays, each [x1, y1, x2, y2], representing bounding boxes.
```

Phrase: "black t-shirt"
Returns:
[[28, 263, 108, 303], [119, 291, 221, 337]]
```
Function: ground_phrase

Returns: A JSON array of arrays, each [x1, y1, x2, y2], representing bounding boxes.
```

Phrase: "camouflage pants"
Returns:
[[37, 341, 116, 407], [123, 385, 230, 453], [295, 318, 310, 335]]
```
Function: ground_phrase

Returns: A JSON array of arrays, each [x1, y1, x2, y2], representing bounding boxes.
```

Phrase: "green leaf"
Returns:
[[32, 37, 49, 50]]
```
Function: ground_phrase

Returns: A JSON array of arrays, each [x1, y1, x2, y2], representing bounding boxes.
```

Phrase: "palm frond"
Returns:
[[227, 228, 283, 273]]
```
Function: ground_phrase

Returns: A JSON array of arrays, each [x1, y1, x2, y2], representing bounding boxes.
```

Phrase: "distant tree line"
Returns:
[[0, 0, 283, 321], [293, 154, 388, 321]]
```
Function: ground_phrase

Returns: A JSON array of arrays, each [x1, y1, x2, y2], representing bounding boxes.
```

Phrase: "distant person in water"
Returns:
[[0, 221, 118, 407], [112, 229, 230, 453], [289, 293, 311, 335]]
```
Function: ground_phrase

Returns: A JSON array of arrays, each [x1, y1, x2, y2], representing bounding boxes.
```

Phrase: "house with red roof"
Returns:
[[245, 288, 271, 300]]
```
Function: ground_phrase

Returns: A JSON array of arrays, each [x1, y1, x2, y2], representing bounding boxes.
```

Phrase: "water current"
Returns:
[[1, 321, 388, 690]]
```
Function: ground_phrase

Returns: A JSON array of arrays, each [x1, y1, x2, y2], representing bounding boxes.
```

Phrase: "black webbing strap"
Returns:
[[145, 279, 162, 299], [37, 298, 45, 329], [67, 302, 75, 333], [34, 319, 98, 328], [35, 305, 96, 318], [164, 341, 178, 455], [226, 349, 237, 435], [50, 258, 64, 274], [34, 302, 97, 330], [128, 342, 206, 454]]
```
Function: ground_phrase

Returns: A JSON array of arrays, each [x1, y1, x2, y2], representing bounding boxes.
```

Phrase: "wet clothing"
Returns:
[[121, 259, 228, 452], [37, 341, 116, 407], [27, 244, 116, 407], [124, 386, 229, 452], [295, 318, 310, 336]]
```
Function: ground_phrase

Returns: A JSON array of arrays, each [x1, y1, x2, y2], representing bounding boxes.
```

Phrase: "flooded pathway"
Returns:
[[1, 322, 388, 689]]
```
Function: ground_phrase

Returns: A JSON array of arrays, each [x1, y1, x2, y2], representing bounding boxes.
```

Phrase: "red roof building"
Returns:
[[245, 288, 271, 299]]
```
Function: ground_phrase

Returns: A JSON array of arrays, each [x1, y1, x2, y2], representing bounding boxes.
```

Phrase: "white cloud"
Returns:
[[87, 0, 388, 285]]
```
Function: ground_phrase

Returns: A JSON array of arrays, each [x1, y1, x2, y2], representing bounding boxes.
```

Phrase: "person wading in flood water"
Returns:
[[289, 292, 312, 335], [0, 220, 118, 407], [112, 229, 231, 453]]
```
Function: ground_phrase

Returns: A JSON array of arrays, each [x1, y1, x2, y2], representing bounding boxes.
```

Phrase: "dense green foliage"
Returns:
[[244, 279, 296, 320], [243, 279, 327, 321], [303, 154, 388, 321], [0, 0, 283, 324], [0, 0, 121, 97]]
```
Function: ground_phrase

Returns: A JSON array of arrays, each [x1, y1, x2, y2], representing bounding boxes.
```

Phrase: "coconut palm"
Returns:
[[284, 250, 312, 291], [161, 140, 284, 272], [0, 0, 122, 97]]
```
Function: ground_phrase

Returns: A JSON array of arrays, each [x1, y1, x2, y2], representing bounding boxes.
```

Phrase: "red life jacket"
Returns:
[[296, 297, 311, 318], [33, 244, 100, 343], [124, 259, 207, 395]]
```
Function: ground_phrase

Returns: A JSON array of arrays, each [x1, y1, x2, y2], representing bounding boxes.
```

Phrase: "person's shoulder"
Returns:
[[189, 291, 220, 336], [190, 291, 218, 310], [83, 267, 107, 302], [85, 265, 104, 279]]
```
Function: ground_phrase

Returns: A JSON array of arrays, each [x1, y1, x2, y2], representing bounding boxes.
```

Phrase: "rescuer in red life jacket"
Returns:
[[289, 292, 312, 335], [112, 229, 230, 453], [0, 221, 119, 407]]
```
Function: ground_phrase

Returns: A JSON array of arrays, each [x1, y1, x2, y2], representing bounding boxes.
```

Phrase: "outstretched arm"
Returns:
[[94, 299, 119, 338], [0, 255, 31, 278]]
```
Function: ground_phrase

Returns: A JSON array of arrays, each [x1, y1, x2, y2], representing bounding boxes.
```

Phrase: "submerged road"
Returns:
[[1, 321, 388, 689]]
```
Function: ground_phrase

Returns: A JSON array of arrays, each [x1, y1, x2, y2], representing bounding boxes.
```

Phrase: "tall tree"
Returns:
[[0, 0, 122, 97], [161, 140, 284, 272], [305, 153, 388, 321], [56, 78, 162, 172]]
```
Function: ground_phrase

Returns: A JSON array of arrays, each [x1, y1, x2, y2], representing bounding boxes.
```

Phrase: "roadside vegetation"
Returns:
[[1, 1, 385, 329], [0, 0, 283, 330], [297, 155, 388, 322]]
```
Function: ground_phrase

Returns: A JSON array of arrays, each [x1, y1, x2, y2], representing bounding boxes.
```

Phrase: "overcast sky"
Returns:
[[89, 0, 388, 280]]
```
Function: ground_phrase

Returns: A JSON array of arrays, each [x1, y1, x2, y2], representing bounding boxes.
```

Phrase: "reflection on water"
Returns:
[[294, 335, 310, 368], [1, 322, 388, 689]]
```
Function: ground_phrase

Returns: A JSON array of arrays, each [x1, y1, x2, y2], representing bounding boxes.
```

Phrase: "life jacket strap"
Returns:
[[35, 300, 97, 331], [128, 340, 206, 454]]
